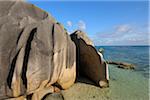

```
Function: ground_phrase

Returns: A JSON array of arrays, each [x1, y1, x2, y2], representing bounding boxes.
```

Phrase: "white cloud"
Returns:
[[78, 20, 86, 30], [67, 21, 72, 27], [65, 20, 87, 33], [93, 24, 149, 46], [115, 24, 132, 33]]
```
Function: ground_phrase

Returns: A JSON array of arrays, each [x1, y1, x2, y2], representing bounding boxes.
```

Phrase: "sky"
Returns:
[[27, 0, 149, 46]]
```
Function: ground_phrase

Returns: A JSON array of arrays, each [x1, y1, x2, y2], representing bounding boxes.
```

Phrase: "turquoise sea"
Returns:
[[93, 46, 150, 100], [96, 46, 149, 78]]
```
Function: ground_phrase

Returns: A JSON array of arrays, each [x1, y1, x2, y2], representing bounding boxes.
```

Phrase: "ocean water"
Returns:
[[61, 46, 149, 100], [96, 46, 149, 78], [95, 46, 149, 99]]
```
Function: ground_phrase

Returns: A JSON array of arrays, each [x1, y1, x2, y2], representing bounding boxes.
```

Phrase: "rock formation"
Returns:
[[0, 1, 76, 99], [106, 61, 135, 69], [70, 30, 109, 88], [0, 1, 109, 100]]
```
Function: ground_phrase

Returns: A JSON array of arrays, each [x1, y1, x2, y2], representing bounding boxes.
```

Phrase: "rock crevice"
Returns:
[[21, 28, 37, 89], [7, 49, 21, 89]]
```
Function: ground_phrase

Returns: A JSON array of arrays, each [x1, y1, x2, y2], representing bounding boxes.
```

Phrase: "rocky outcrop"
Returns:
[[106, 61, 135, 69], [70, 30, 109, 88], [0, 1, 76, 99]]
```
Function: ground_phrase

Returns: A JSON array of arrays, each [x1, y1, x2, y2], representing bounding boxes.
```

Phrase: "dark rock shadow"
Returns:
[[21, 28, 37, 88], [70, 31, 108, 87], [76, 75, 96, 86]]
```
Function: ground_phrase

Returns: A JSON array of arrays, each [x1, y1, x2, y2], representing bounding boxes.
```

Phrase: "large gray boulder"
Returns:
[[70, 30, 109, 88], [0, 1, 76, 99]]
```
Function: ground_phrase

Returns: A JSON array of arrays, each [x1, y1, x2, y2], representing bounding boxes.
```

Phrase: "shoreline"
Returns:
[[60, 64, 149, 100]]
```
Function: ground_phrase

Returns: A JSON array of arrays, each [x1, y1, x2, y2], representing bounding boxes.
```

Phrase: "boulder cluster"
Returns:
[[0, 1, 109, 100]]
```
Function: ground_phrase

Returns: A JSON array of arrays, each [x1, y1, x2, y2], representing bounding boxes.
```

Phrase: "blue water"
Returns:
[[96, 46, 149, 78], [62, 46, 149, 100]]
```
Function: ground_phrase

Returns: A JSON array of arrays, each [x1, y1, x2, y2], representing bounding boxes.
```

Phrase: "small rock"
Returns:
[[44, 93, 64, 100]]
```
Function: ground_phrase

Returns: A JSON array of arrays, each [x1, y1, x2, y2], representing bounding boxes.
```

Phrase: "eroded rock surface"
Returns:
[[0, 1, 76, 99], [70, 30, 109, 88]]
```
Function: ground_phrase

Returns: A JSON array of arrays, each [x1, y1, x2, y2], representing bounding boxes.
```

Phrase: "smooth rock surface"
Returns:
[[0, 1, 76, 99], [70, 30, 109, 87]]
